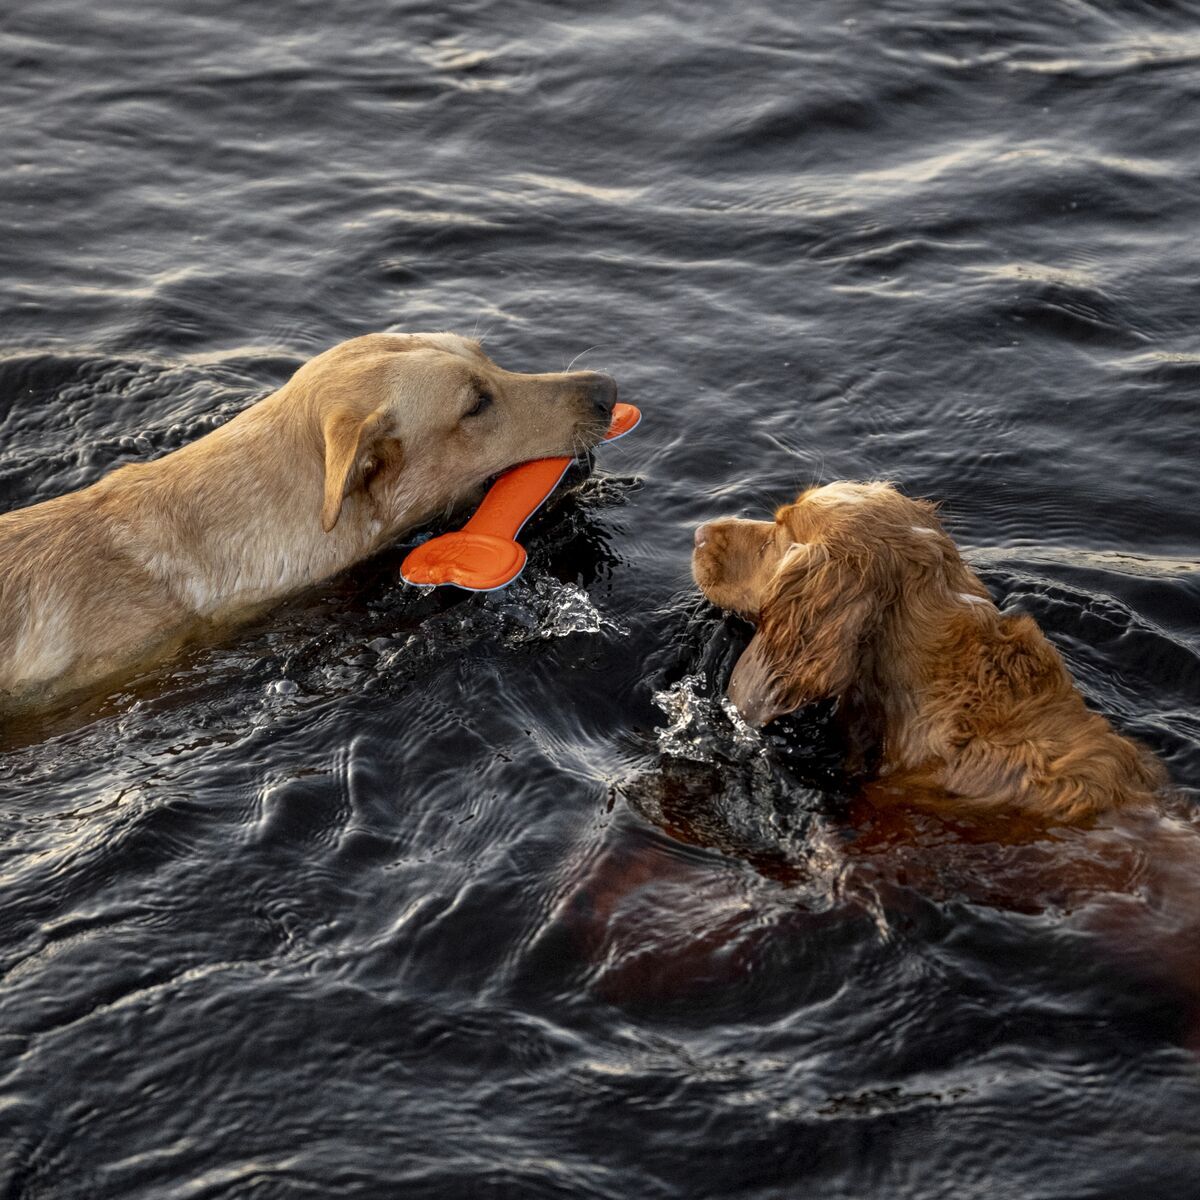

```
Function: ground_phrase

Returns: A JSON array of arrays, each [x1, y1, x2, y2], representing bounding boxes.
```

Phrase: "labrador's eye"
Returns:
[[465, 391, 494, 418]]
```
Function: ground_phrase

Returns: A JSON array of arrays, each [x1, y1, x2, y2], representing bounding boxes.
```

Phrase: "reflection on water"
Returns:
[[2, 0, 1200, 1196]]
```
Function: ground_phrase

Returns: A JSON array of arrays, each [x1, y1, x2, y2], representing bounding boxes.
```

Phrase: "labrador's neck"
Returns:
[[96, 390, 406, 619]]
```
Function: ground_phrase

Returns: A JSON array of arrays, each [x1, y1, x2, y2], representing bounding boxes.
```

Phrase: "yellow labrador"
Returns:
[[0, 332, 616, 708]]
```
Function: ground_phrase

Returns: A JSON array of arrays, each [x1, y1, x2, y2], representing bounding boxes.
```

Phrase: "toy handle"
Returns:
[[462, 456, 572, 542], [461, 401, 641, 541], [400, 402, 640, 591]]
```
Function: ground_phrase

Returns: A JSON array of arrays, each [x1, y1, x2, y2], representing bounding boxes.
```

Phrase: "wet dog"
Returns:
[[0, 332, 616, 708], [532, 480, 1194, 1042], [692, 481, 1167, 823]]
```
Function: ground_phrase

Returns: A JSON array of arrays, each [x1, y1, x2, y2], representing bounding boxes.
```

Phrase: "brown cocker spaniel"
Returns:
[[692, 481, 1167, 823]]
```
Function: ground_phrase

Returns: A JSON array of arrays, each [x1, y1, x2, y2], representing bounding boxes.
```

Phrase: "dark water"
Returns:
[[3, 0, 1200, 1196]]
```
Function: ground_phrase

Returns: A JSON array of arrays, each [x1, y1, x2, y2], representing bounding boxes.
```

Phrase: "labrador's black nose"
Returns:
[[579, 372, 617, 419]]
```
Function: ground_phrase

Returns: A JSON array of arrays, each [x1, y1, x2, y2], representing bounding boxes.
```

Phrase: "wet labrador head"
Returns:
[[286, 332, 617, 532]]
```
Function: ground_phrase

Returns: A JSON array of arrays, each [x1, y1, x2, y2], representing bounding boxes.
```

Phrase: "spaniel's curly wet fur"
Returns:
[[692, 481, 1167, 823]]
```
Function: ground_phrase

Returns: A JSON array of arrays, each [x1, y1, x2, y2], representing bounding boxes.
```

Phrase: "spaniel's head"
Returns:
[[692, 481, 986, 726]]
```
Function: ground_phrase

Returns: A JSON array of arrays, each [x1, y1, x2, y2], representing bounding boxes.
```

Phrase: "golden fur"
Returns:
[[1, 331, 616, 709], [692, 481, 1167, 823]]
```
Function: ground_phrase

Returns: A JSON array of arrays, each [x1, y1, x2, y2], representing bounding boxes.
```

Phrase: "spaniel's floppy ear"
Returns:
[[728, 546, 873, 726], [321, 407, 403, 532]]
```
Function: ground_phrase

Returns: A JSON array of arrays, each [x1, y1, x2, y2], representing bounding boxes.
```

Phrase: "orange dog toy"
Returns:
[[400, 402, 641, 591]]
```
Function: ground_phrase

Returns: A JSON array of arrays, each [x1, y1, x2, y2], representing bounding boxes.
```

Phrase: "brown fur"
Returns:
[[1, 331, 616, 709], [692, 481, 1167, 823]]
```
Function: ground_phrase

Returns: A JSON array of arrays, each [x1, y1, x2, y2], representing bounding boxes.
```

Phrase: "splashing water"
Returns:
[[484, 573, 627, 642], [652, 672, 764, 764]]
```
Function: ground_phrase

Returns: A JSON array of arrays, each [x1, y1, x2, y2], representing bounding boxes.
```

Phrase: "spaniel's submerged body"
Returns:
[[0, 332, 616, 709], [693, 481, 1166, 822], [560, 481, 1189, 1029]]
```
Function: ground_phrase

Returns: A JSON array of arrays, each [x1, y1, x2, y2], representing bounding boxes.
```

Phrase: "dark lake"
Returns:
[[2, 1, 1199, 1196]]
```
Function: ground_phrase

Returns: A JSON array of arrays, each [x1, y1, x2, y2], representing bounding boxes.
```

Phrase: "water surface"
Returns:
[[2, 1, 1199, 1196]]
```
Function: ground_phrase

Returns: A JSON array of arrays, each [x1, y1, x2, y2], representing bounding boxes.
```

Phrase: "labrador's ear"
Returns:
[[321, 407, 403, 532], [728, 550, 873, 726]]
